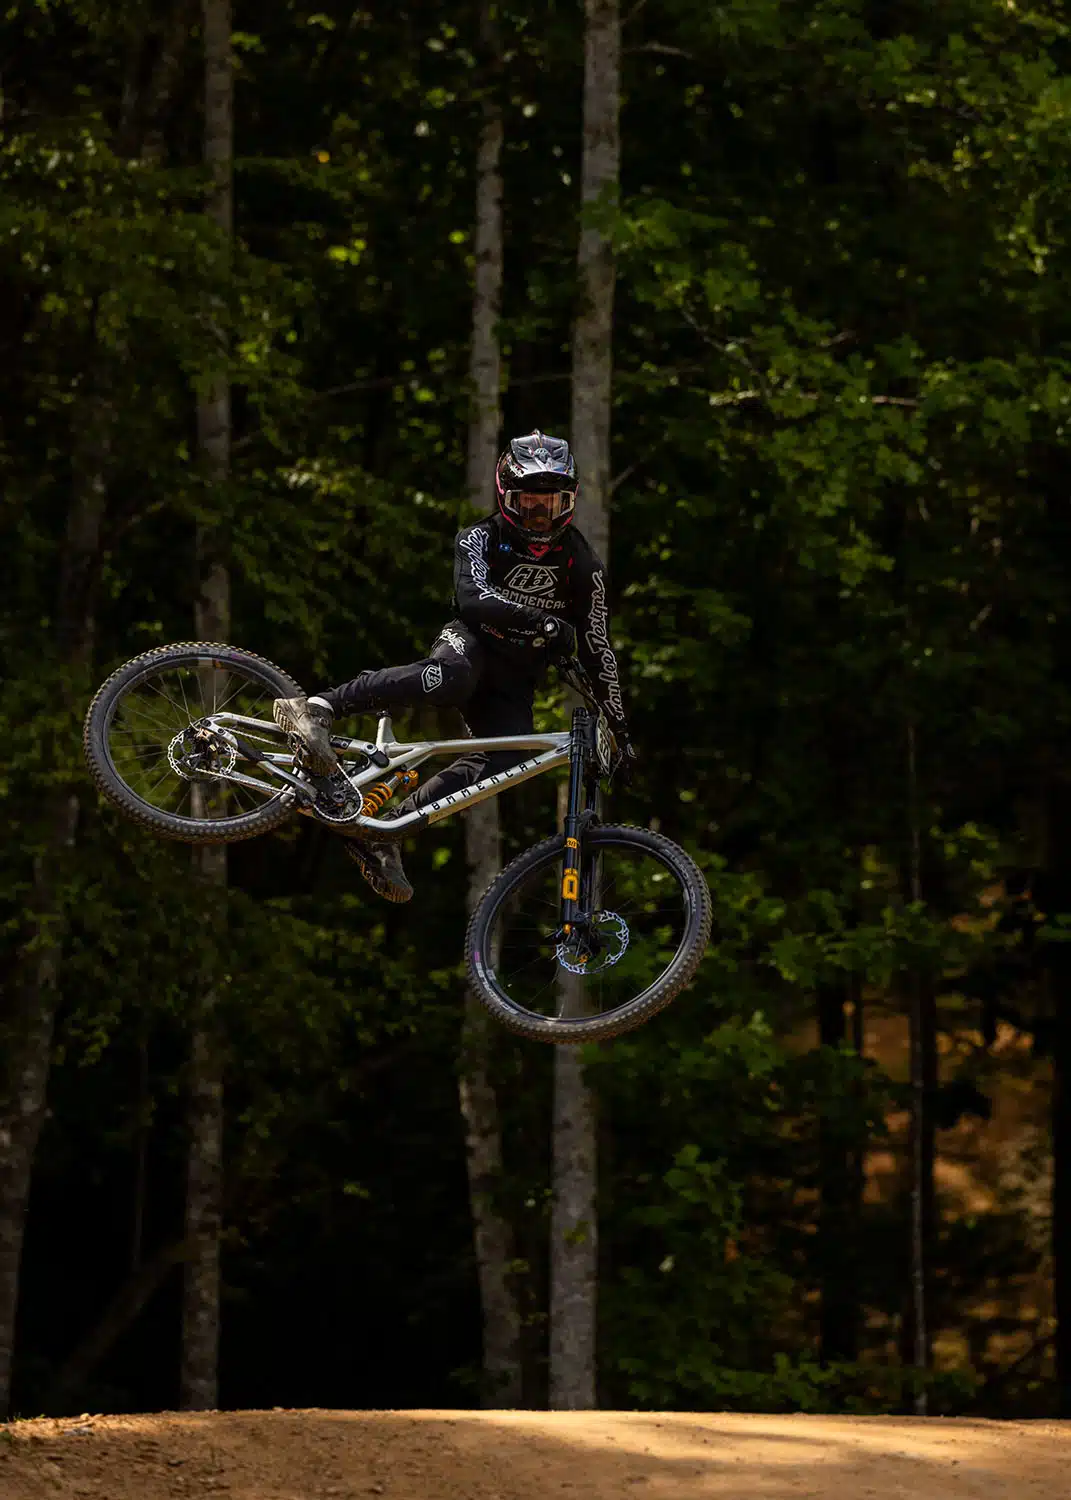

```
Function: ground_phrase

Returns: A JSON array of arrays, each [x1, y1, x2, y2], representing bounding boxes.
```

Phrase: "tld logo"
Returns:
[[503, 564, 557, 595]]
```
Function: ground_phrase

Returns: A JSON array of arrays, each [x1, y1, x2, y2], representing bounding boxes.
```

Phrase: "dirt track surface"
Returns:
[[1, 1409, 1068, 1500]]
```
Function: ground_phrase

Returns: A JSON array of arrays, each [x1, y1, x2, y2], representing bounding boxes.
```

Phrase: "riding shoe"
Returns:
[[344, 839, 414, 904], [273, 694, 339, 776]]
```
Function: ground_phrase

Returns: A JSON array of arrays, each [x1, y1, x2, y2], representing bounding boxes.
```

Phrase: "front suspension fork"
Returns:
[[559, 708, 600, 935]]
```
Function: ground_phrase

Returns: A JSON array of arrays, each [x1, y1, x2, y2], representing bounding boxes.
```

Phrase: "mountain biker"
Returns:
[[274, 431, 634, 903]]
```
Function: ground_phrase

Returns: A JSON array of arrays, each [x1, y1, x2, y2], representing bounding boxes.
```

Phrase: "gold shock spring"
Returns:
[[361, 768, 419, 815]]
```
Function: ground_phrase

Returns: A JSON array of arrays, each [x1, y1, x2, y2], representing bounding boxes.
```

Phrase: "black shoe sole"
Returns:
[[344, 843, 414, 904], [272, 701, 339, 776]]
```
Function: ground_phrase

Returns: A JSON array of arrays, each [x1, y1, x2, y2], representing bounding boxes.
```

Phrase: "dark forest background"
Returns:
[[4, 0, 1071, 1421]]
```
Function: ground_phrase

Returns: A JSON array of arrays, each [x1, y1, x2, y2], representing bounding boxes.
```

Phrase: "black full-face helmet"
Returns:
[[495, 431, 579, 544]]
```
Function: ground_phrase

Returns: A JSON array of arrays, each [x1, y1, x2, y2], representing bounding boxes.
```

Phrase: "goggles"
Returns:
[[503, 489, 576, 523]]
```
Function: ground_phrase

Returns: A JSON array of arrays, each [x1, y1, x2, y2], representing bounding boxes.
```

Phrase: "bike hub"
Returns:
[[167, 721, 237, 781], [556, 911, 630, 975]]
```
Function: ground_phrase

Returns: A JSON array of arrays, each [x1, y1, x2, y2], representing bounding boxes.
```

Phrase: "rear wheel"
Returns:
[[465, 824, 712, 1043], [83, 642, 303, 844]]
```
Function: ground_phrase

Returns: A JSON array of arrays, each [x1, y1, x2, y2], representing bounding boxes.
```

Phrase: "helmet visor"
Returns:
[[503, 489, 575, 530]]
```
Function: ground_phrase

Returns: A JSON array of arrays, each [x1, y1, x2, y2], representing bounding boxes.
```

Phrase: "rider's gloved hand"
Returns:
[[541, 617, 577, 658], [614, 729, 637, 787]]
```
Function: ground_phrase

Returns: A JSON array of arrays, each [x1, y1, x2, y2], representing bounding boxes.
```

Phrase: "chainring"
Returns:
[[308, 769, 366, 825]]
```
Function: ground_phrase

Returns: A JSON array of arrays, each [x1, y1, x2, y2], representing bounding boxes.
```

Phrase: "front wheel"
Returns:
[[465, 825, 712, 1044]]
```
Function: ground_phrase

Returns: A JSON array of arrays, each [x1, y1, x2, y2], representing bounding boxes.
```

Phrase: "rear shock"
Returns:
[[361, 768, 419, 815]]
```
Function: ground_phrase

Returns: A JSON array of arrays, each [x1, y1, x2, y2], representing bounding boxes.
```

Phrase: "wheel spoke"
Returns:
[[143, 761, 178, 803], [176, 670, 193, 725], [214, 674, 261, 717], [143, 678, 190, 722]]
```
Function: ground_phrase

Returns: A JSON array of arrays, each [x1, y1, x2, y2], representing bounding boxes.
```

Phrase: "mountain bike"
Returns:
[[83, 642, 712, 1043]]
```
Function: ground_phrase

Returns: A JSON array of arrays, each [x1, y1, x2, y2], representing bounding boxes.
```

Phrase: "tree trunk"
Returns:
[[131, 1030, 151, 1273], [180, 0, 232, 1413], [0, 805, 76, 1420], [817, 979, 858, 1365], [140, 2, 197, 164], [848, 973, 867, 1330], [568, 0, 619, 569], [180, 970, 225, 1411], [1048, 780, 1071, 1414], [0, 9, 197, 1416], [548, 0, 620, 1413], [458, 12, 523, 1407], [466, 5, 504, 502], [549, 1011, 599, 1410], [1053, 971, 1071, 1418], [460, 812, 523, 1407], [0, 370, 114, 1417], [905, 969, 937, 1412], [904, 719, 934, 1414]]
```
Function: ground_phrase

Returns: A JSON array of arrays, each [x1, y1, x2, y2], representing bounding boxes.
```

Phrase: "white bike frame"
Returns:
[[211, 709, 575, 842]]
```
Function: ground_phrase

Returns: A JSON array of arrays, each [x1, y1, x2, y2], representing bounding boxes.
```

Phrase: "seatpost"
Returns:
[[559, 706, 589, 932]]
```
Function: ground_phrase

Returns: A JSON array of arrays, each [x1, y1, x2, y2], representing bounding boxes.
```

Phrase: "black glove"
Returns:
[[613, 729, 637, 787], [541, 616, 577, 658]]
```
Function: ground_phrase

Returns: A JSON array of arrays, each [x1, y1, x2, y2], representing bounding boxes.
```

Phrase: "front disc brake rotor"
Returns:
[[556, 911, 630, 975]]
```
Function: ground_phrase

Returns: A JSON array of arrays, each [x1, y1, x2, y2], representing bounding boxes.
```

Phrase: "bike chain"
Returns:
[[286, 735, 367, 824]]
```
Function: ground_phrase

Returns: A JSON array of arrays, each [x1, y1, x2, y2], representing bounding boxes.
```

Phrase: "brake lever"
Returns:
[[557, 655, 599, 708]]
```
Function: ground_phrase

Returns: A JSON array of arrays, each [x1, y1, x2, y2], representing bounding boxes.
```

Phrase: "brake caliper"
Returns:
[[167, 721, 237, 781]]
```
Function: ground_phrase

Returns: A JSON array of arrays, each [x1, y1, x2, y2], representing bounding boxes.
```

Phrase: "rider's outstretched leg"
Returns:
[[291, 624, 485, 903], [389, 655, 538, 813], [315, 622, 482, 719]]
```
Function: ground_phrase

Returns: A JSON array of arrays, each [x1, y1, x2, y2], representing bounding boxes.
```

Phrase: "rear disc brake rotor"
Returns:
[[167, 722, 237, 781]]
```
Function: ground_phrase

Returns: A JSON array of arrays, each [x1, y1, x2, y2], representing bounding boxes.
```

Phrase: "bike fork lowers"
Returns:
[[560, 707, 597, 936]]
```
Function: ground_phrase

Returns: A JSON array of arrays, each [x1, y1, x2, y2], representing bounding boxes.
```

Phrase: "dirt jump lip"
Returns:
[[2, 1408, 1070, 1500]]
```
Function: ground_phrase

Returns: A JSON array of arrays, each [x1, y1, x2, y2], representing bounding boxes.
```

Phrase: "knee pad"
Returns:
[[421, 655, 476, 706]]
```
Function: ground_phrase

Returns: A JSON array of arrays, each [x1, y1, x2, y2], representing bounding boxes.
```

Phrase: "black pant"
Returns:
[[318, 620, 538, 812]]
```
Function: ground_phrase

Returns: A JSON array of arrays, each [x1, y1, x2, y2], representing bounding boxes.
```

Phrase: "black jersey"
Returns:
[[452, 515, 627, 729]]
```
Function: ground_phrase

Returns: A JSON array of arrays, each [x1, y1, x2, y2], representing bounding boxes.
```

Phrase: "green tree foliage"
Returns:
[[2, 0, 1070, 1417]]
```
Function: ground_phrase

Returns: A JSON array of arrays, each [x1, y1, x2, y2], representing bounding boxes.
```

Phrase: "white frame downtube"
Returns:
[[213, 710, 572, 841]]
